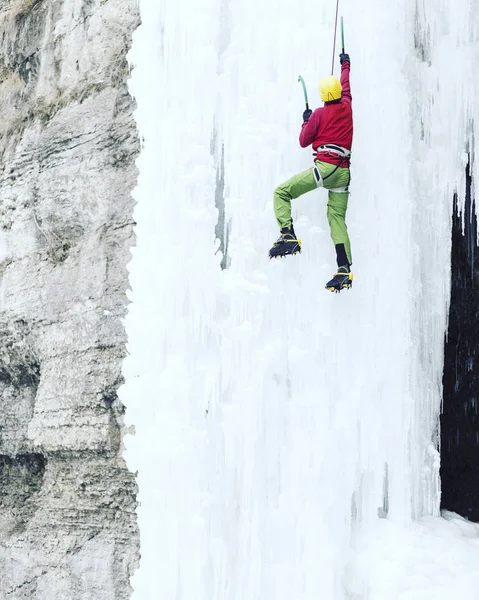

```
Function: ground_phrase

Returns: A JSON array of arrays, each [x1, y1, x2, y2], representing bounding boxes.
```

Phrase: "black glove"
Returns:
[[340, 53, 350, 65], [303, 108, 312, 122]]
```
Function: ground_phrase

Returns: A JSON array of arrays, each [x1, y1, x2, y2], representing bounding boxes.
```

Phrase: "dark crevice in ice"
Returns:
[[379, 462, 389, 518], [413, 1, 431, 66], [441, 156, 479, 521], [213, 141, 230, 270]]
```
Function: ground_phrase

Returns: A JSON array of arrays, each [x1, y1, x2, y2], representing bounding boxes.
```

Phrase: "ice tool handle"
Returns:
[[298, 75, 309, 110], [331, 8, 345, 75]]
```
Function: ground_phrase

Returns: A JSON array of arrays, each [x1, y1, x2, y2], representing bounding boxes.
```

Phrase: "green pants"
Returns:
[[273, 160, 352, 264]]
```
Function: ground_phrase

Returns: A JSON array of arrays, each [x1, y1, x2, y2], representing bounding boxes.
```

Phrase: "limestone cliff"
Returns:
[[0, 0, 140, 597]]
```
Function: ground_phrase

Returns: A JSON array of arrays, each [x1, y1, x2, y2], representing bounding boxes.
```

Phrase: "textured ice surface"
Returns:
[[123, 0, 479, 598]]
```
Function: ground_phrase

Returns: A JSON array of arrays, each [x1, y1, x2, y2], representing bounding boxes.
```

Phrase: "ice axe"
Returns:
[[297, 75, 309, 111], [331, 14, 345, 74]]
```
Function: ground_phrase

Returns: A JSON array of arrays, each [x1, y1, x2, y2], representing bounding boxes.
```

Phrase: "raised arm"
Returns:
[[340, 56, 351, 105]]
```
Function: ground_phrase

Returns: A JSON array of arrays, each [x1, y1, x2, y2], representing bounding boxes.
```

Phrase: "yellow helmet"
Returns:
[[319, 76, 342, 102]]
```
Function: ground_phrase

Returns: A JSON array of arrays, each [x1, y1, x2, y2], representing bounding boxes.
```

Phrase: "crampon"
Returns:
[[325, 266, 353, 293], [269, 228, 302, 259]]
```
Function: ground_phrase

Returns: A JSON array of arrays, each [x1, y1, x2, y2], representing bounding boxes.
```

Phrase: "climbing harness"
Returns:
[[313, 143, 351, 184], [315, 144, 351, 160]]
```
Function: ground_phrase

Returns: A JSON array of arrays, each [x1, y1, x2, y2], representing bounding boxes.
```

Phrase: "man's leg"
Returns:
[[273, 167, 317, 229], [269, 167, 318, 258], [324, 190, 353, 290], [316, 161, 353, 291], [315, 161, 352, 267], [327, 190, 352, 266]]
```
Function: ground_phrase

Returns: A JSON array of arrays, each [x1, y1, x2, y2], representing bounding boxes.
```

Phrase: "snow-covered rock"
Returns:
[[0, 1, 139, 597]]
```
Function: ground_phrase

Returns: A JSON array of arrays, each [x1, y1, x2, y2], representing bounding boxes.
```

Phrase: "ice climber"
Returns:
[[269, 52, 353, 293]]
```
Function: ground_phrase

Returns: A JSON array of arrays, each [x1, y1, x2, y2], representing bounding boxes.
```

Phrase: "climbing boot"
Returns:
[[269, 227, 302, 259], [325, 265, 353, 292]]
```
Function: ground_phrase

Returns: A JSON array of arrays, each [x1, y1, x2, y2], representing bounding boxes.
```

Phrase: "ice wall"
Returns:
[[122, 0, 479, 598], [408, 0, 479, 514], [413, 0, 479, 522]]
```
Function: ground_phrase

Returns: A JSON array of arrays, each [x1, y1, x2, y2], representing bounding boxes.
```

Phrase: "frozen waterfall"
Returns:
[[121, 0, 479, 598]]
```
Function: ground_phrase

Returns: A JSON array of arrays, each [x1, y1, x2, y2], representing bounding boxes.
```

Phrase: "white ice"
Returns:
[[121, 0, 479, 598]]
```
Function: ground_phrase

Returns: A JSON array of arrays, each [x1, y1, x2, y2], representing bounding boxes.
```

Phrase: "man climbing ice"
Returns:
[[269, 52, 353, 293]]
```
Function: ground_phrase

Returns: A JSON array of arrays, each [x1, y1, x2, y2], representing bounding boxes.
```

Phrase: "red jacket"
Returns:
[[299, 61, 353, 166]]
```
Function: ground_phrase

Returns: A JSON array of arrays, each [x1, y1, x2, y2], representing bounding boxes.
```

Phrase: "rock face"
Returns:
[[0, 0, 140, 597]]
